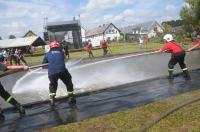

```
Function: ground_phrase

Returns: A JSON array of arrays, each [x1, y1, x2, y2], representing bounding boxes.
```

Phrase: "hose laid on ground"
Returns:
[[140, 96, 200, 132], [0, 63, 48, 78]]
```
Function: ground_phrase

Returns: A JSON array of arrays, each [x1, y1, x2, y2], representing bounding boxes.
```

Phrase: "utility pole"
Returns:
[[43, 17, 48, 32], [78, 14, 82, 48], [43, 17, 49, 42]]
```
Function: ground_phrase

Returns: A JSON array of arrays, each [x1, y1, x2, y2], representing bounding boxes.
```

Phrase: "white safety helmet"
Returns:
[[163, 34, 173, 42]]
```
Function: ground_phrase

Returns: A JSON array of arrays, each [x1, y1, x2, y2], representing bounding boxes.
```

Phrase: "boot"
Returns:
[[17, 105, 25, 115], [0, 108, 5, 123], [168, 71, 174, 79], [68, 96, 76, 106], [183, 70, 191, 80], [0, 113, 5, 123], [9, 98, 25, 115], [50, 95, 55, 106]]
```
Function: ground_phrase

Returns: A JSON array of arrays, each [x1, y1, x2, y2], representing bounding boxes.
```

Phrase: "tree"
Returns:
[[162, 20, 183, 27], [180, 0, 200, 32], [8, 35, 16, 39], [0, 36, 2, 40], [162, 23, 172, 33]]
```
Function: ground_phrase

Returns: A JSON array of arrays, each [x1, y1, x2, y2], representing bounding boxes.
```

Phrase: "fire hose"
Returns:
[[140, 96, 200, 132], [0, 63, 48, 78]]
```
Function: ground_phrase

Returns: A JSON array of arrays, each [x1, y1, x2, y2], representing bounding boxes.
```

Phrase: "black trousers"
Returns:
[[48, 70, 74, 96], [103, 48, 108, 56], [0, 82, 19, 106], [88, 51, 94, 58], [9, 55, 16, 65], [168, 51, 187, 70], [19, 56, 28, 65], [0, 82, 11, 100]]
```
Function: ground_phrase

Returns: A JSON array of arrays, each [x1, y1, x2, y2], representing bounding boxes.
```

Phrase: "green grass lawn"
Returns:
[[25, 42, 164, 65], [39, 90, 200, 132], [70, 42, 164, 58]]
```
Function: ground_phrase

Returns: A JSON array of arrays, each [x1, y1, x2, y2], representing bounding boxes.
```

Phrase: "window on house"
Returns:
[[154, 27, 158, 32]]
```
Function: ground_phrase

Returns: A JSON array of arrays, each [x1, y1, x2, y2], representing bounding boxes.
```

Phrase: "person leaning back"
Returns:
[[43, 41, 76, 106], [153, 34, 190, 80]]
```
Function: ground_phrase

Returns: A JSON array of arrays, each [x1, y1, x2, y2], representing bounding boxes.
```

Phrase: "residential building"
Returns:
[[85, 23, 121, 46], [23, 30, 37, 37], [0, 36, 46, 53], [121, 21, 164, 42]]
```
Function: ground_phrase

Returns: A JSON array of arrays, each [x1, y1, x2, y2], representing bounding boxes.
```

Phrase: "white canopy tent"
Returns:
[[0, 36, 46, 48]]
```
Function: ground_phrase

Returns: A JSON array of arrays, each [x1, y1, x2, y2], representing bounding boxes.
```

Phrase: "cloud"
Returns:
[[0, 22, 27, 29], [103, 9, 135, 22], [0, 0, 72, 38], [0, 1, 65, 19], [0, 21, 28, 37], [182, 2, 190, 9], [159, 16, 174, 22], [165, 5, 177, 11], [82, 0, 134, 10], [0, 0, 185, 38]]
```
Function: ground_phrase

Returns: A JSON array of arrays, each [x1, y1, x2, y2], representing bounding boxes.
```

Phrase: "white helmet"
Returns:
[[163, 34, 173, 42]]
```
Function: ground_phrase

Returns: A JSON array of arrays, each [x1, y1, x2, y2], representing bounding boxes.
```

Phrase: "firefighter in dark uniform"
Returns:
[[154, 34, 190, 80], [0, 63, 28, 121], [43, 41, 76, 106]]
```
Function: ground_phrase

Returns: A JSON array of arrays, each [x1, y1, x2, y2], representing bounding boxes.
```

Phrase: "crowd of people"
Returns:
[[0, 48, 28, 66]]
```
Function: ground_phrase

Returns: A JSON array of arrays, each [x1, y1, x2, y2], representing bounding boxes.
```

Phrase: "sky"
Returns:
[[0, 0, 185, 39]]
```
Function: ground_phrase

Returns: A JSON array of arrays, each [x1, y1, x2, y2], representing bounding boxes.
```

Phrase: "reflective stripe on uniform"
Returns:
[[68, 91, 74, 95], [168, 69, 174, 71], [6, 96, 13, 103], [182, 68, 188, 71], [49, 93, 56, 96]]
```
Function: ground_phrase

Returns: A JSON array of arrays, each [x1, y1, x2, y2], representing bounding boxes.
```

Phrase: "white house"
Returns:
[[85, 23, 121, 46], [121, 21, 164, 41]]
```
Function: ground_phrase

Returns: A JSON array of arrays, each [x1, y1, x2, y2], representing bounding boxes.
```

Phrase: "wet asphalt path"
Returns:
[[1, 70, 200, 132]]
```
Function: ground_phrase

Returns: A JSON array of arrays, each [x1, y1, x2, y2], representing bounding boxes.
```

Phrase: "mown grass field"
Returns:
[[25, 42, 164, 65]]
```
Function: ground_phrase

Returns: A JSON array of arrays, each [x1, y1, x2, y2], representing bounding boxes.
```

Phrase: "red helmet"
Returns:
[[50, 41, 60, 48]]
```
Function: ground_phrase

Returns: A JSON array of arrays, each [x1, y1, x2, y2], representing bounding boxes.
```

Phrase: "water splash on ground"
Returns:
[[12, 58, 83, 101]]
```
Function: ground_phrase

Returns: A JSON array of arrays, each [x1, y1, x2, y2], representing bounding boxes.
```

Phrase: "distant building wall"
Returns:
[[81, 27, 86, 42], [86, 34, 104, 47]]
